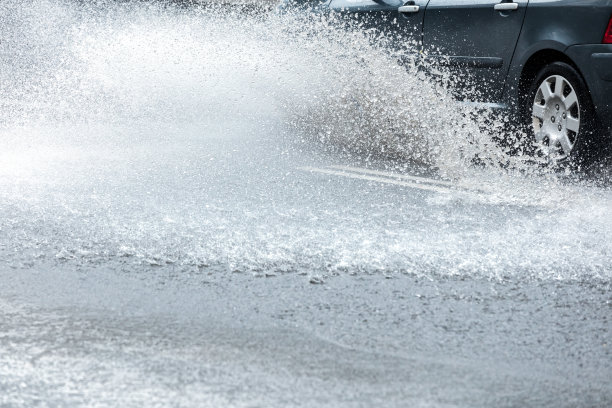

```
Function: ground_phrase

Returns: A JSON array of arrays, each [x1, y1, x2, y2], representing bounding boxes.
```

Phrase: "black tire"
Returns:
[[523, 61, 602, 166]]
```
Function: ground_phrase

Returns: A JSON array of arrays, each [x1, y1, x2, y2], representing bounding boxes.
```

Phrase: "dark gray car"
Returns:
[[285, 0, 612, 163]]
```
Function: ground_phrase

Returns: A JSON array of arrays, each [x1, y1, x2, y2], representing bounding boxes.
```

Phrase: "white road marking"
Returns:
[[328, 165, 455, 187], [299, 165, 553, 208], [298, 166, 460, 195], [326, 165, 494, 194]]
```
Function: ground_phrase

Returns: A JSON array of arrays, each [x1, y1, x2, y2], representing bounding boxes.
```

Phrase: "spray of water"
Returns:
[[1, 0, 507, 170], [0, 0, 610, 280]]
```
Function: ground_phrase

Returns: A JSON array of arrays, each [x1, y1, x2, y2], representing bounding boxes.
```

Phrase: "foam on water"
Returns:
[[1, 0, 611, 281]]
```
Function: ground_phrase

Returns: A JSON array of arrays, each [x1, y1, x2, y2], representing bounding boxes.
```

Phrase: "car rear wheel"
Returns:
[[526, 62, 599, 165]]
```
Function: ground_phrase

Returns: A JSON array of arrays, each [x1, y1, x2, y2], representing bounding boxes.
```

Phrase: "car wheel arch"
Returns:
[[518, 49, 584, 104], [503, 40, 578, 105]]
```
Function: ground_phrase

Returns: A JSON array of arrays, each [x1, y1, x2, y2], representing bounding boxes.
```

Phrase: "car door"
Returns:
[[423, 0, 528, 102], [328, 0, 430, 53]]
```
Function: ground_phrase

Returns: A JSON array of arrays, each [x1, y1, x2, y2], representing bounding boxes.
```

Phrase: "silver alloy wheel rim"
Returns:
[[531, 74, 580, 160]]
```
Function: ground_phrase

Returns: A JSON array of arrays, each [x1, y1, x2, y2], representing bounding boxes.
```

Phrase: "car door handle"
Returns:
[[494, 2, 518, 11], [398, 5, 420, 13]]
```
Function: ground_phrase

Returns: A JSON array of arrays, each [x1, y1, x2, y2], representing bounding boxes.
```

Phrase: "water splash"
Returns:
[[0, 0, 610, 281], [1, 0, 506, 172]]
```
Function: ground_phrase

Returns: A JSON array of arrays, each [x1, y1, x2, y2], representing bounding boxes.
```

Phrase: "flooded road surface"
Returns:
[[2, 270, 610, 407], [1, 1, 611, 406]]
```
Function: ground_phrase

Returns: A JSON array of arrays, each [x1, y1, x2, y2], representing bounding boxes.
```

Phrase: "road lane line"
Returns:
[[328, 165, 454, 187], [299, 166, 554, 208], [298, 166, 458, 194], [327, 165, 491, 194]]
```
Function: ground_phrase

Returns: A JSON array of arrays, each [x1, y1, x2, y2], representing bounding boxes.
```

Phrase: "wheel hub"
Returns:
[[531, 74, 580, 160]]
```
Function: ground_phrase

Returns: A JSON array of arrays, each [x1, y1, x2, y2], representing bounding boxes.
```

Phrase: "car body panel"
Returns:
[[423, 0, 528, 101], [565, 44, 612, 130], [519, 0, 612, 46]]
